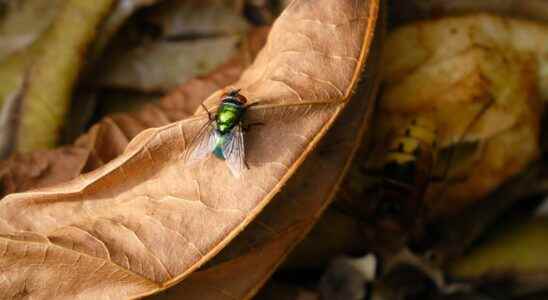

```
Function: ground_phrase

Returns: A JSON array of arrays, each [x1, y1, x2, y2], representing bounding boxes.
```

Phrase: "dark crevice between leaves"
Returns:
[[420, 161, 548, 264], [162, 31, 230, 42]]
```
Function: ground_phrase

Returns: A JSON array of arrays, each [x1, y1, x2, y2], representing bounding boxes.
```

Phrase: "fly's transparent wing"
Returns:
[[185, 120, 217, 164], [222, 125, 246, 177]]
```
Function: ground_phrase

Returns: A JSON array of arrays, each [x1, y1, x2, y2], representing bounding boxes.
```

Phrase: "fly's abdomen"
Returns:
[[212, 135, 226, 160]]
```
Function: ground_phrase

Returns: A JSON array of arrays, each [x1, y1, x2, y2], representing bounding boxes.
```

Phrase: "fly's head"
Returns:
[[221, 89, 248, 105]]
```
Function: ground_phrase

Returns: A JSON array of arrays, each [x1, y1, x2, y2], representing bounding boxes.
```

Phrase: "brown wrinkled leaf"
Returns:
[[149, 10, 383, 297], [0, 0, 376, 298], [150, 223, 310, 300]]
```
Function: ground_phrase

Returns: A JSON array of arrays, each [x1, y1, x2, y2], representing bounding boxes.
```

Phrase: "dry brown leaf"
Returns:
[[0, 0, 376, 298], [146, 77, 379, 298], [148, 8, 383, 296], [149, 223, 310, 300]]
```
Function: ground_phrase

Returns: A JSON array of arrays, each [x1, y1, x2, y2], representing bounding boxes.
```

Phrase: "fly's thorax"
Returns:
[[216, 101, 245, 134]]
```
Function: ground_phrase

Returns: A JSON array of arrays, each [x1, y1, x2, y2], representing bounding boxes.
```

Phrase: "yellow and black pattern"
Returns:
[[382, 117, 437, 186]]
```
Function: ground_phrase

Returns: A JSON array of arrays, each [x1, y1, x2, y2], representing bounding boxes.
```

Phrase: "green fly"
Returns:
[[187, 89, 255, 177]]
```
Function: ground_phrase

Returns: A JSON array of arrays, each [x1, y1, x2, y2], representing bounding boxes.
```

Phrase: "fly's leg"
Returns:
[[201, 103, 214, 121]]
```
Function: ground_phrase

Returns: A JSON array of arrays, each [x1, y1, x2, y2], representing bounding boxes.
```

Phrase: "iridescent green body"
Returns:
[[187, 89, 249, 176], [213, 98, 246, 159]]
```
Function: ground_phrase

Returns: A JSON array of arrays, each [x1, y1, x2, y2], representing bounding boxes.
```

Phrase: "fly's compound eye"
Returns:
[[234, 93, 248, 104], [223, 89, 248, 104]]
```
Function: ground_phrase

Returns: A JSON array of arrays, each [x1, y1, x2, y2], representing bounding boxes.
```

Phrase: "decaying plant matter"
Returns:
[[0, 0, 116, 153], [96, 0, 249, 92], [335, 13, 547, 255], [0, 0, 380, 298], [2, 0, 548, 299], [344, 13, 544, 221], [317, 4, 548, 300]]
